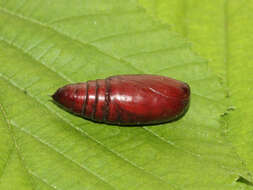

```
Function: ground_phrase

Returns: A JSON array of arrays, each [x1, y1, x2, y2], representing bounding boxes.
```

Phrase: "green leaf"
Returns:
[[138, 0, 253, 188], [138, 0, 229, 80], [0, 0, 248, 189], [226, 1, 253, 188]]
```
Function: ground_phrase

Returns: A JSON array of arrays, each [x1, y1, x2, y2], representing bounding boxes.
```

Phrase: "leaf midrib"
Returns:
[[0, 5, 208, 161], [0, 68, 176, 189], [0, 3, 239, 188]]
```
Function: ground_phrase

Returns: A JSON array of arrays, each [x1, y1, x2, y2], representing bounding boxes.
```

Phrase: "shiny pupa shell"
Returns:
[[52, 74, 190, 125]]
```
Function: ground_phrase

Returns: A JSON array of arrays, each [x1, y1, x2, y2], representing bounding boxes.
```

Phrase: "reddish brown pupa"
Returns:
[[52, 74, 190, 125]]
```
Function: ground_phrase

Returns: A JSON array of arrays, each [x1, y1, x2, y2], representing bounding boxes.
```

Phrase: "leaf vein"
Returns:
[[0, 104, 14, 181], [0, 7, 143, 74], [88, 26, 168, 43], [48, 9, 142, 24], [0, 103, 36, 190], [0, 73, 175, 188], [11, 121, 116, 190]]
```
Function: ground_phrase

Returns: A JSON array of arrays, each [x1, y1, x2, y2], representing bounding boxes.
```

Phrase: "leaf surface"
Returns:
[[139, 0, 253, 188], [0, 0, 248, 189]]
